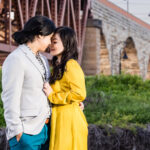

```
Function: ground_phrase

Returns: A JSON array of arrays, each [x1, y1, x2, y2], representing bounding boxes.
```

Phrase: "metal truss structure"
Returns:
[[0, 0, 90, 63]]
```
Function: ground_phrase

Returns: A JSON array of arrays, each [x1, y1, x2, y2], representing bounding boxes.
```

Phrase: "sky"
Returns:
[[107, 0, 150, 25]]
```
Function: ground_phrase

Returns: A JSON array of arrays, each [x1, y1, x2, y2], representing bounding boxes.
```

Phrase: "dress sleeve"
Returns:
[[48, 60, 86, 104]]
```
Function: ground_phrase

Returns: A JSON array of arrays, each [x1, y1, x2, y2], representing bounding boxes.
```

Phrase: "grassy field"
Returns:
[[1, 68, 150, 130], [84, 74, 150, 130]]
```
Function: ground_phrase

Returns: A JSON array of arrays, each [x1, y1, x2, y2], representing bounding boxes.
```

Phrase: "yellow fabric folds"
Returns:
[[48, 59, 88, 150]]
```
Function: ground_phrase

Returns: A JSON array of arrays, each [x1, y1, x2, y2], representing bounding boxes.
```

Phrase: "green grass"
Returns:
[[84, 74, 150, 130]]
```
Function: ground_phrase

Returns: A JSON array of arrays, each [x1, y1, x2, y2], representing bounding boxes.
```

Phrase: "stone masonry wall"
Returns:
[[83, 0, 150, 79]]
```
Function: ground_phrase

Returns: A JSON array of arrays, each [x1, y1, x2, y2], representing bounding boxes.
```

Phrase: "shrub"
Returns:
[[84, 74, 150, 130]]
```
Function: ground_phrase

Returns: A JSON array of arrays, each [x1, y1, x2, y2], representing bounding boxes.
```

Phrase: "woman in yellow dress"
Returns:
[[43, 26, 88, 150]]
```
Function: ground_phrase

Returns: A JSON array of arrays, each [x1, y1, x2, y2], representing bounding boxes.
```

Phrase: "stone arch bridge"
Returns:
[[0, 0, 150, 79], [82, 0, 150, 80]]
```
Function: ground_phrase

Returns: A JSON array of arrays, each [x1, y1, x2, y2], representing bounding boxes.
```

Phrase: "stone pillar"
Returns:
[[81, 19, 101, 75], [112, 42, 125, 75]]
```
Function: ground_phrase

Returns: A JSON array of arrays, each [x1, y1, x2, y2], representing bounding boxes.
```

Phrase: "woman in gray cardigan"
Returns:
[[1, 15, 55, 150]]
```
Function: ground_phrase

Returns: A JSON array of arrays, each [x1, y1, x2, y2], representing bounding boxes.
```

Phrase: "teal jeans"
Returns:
[[9, 124, 50, 150]]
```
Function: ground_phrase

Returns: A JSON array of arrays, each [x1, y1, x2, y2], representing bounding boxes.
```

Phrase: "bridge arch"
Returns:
[[120, 37, 140, 76]]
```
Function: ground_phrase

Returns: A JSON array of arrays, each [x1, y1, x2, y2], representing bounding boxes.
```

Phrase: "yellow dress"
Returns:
[[48, 59, 88, 150]]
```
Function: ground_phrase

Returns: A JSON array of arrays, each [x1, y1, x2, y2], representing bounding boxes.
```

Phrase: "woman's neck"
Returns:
[[57, 55, 62, 63]]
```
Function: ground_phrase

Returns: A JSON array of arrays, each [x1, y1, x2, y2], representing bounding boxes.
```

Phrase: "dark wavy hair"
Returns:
[[50, 26, 78, 84], [12, 15, 55, 44]]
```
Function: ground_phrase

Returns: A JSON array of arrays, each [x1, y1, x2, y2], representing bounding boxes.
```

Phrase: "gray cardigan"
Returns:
[[1, 44, 51, 140]]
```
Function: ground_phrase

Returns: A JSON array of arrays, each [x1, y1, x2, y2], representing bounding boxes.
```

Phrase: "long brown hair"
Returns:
[[50, 26, 78, 84]]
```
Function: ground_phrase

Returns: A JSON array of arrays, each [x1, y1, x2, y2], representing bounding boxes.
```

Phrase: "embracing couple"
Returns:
[[1, 16, 88, 150]]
